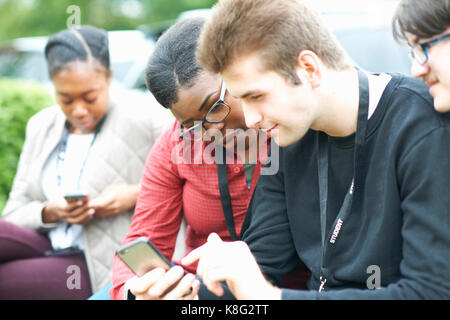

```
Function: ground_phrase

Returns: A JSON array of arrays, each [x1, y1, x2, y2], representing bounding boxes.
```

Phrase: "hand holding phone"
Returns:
[[117, 237, 195, 299], [42, 196, 93, 225], [117, 237, 172, 276]]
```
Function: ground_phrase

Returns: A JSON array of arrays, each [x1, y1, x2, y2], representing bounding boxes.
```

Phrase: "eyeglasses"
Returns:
[[409, 33, 450, 65], [179, 80, 231, 141]]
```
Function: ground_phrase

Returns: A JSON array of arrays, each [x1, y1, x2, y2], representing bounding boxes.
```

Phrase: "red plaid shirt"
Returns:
[[110, 120, 268, 299]]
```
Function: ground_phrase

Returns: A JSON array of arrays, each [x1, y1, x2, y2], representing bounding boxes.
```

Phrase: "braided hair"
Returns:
[[44, 25, 111, 77]]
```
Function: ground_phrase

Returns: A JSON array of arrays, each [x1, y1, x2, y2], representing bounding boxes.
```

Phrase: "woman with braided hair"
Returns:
[[0, 25, 171, 299]]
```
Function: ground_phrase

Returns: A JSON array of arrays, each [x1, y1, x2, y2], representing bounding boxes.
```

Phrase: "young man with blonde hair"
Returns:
[[392, 0, 450, 113], [178, 0, 450, 300]]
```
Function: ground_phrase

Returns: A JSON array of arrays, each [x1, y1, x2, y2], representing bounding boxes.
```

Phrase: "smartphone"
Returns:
[[64, 193, 88, 203], [117, 237, 193, 297], [117, 237, 172, 277]]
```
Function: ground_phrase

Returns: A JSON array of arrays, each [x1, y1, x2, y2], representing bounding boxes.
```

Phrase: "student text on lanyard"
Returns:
[[316, 69, 369, 292]]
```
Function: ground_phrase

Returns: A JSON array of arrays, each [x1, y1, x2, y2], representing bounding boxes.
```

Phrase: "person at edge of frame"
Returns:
[[392, 0, 450, 113]]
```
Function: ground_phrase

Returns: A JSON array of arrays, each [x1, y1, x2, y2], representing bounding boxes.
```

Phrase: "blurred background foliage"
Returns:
[[0, 0, 217, 42], [0, 78, 54, 211]]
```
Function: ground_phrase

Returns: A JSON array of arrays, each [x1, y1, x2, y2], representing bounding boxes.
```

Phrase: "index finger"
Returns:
[[181, 245, 204, 266], [181, 233, 223, 266]]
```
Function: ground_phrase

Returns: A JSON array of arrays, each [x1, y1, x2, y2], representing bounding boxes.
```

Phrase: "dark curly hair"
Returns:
[[392, 0, 450, 43], [145, 16, 206, 108]]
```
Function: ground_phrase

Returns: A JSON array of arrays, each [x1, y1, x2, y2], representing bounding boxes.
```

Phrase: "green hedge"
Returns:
[[0, 78, 54, 214]]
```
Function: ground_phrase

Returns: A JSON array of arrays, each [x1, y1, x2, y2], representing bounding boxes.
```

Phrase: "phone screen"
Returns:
[[117, 237, 172, 277], [64, 194, 88, 203]]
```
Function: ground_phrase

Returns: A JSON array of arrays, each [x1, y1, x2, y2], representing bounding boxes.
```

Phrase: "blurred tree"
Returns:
[[0, 0, 217, 41]]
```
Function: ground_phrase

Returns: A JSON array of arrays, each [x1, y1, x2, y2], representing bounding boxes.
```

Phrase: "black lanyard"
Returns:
[[317, 69, 369, 292], [217, 149, 239, 241], [216, 145, 262, 241]]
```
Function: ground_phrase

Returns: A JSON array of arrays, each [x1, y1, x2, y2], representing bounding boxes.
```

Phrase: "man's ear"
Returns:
[[295, 50, 321, 88]]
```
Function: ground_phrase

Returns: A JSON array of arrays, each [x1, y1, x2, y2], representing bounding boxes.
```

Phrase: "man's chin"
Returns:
[[273, 136, 286, 147], [272, 132, 297, 147], [433, 97, 450, 113]]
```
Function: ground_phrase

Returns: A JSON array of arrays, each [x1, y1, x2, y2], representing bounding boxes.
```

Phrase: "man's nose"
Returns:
[[410, 59, 429, 79], [243, 103, 263, 129]]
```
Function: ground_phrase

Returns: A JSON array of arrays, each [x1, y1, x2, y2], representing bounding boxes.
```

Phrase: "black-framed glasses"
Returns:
[[179, 80, 231, 141], [409, 33, 450, 65]]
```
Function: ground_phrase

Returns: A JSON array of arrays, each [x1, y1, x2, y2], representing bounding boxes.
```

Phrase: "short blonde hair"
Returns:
[[197, 0, 351, 85]]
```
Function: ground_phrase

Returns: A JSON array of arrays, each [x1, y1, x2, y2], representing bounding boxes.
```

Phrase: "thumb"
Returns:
[[89, 193, 113, 208]]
